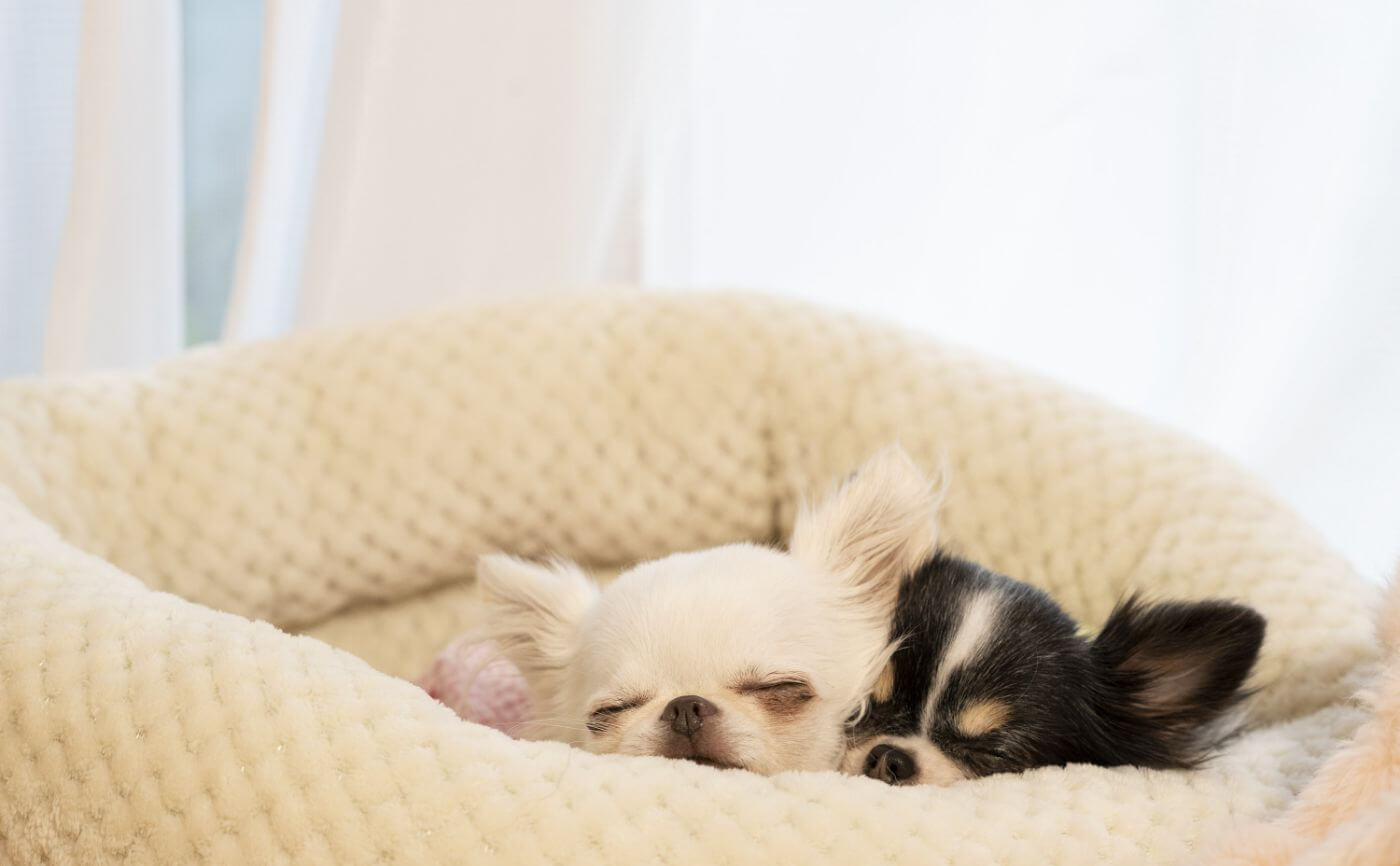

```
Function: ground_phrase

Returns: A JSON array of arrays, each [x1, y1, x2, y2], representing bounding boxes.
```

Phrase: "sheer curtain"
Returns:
[[0, 1, 80, 377], [0, 0, 184, 374], [654, 1, 1400, 580], [44, 1, 185, 372], [229, 0, 682, 336], [3, 1, 1397, 575]]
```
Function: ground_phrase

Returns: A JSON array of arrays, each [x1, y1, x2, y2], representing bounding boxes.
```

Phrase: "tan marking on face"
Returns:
[[871, 662, 895, 702], [956, 699, 1010, 737]]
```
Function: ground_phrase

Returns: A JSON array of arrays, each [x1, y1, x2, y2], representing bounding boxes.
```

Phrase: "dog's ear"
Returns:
[[789, 445, 940, 611], [477, 554, 599, 699], [1090, 596, 1265, 764]]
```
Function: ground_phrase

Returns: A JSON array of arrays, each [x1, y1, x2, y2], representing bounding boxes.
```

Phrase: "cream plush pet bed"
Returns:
[[0, 294, 1380, 865]]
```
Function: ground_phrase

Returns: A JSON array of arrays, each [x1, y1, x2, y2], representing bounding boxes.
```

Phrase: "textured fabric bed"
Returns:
[[0, 294, 1379, 864]]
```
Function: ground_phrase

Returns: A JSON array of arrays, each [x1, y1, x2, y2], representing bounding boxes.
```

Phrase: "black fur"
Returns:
[[850, 551, 1266, 781]]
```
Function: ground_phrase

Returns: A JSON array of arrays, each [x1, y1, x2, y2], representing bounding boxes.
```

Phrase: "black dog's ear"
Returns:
[[1090, 596, 1266, 766]]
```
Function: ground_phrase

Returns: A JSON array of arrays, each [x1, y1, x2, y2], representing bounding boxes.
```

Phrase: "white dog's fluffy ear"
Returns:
[[477, 554, 599, 701], [789, 445, 941, 610]]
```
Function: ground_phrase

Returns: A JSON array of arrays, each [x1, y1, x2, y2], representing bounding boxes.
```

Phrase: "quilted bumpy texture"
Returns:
[[0, 294, 1381, 865]]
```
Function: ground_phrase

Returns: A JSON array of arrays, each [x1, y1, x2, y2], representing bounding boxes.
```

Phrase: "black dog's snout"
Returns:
[[864, 743, 917, 784], [661, 695, 718, 736]]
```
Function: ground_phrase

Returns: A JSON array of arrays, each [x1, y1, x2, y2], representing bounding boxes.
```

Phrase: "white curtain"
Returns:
[[0, 0, 80, 377], [223, 0, 338, 341], [655, 1, 1400, 580], [3, 1, 1397, 575], [3, 1, 185, 373], [46, 1, 184, 372], [229, 0, 681, 335]]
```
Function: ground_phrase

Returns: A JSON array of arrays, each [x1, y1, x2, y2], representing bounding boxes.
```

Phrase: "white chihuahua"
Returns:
[[477, 446, 939, 774]]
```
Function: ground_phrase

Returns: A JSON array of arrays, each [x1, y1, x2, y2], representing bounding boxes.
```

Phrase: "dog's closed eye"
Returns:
[[586, 695, 649, 734], [736, 677, 816, 715]]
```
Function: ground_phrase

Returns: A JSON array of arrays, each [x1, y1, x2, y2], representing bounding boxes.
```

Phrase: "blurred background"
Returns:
[[1, 1, 1396, 577]]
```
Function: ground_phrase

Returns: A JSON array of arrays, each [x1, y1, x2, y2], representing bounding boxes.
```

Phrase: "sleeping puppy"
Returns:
[[844, 551, 1266, 785], [479, 442, 1264, 782], [477, 446, 938, 775]]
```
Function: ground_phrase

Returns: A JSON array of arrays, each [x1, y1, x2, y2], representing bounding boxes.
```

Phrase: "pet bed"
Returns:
[[0, 294, 1379, 865]]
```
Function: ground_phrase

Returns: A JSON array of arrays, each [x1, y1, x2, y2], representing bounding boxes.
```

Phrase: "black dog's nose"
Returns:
[[661, 695, 718, 736], [864, 743, 917, 784]]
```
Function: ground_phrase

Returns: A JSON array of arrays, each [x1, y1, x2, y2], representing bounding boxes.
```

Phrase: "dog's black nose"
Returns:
[[661, 695, 718, 736], [864, 743, 917, 784]]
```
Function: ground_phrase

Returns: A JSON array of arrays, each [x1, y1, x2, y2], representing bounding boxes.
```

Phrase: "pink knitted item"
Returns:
[[416, 637, 530, 734]]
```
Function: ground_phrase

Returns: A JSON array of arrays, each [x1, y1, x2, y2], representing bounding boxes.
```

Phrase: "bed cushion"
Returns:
[[0, 293, 1378, 864]]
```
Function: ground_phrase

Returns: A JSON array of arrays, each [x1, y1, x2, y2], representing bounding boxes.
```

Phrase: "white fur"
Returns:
[[790, 445, 942, 626], [478, 445, 941, 775], [840, 734, 969, 786], [921, 591, 999, 730], [474, 555, 599, 725]]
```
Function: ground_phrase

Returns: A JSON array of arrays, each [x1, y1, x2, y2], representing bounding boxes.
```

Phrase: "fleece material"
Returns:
[[0, 293, 1380, 865]]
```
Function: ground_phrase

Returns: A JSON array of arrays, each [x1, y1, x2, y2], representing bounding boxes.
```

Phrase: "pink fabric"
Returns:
[[415, 638, 530, 734]]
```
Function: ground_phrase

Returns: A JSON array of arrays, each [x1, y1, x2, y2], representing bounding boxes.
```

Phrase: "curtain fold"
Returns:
[[224, 0, 339, 342], [0, 0, 80, 377], [43, 0, 183, 373], [287, 0, 682, 329]]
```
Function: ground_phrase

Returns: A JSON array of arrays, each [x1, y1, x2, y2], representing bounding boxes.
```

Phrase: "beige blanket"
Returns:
[[0, 294, 1379, 864]]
